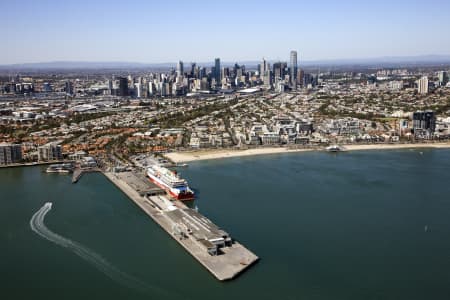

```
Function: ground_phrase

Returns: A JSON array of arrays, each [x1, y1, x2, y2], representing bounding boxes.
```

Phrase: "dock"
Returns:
[[103, 171, 259, 281], [72, 167, 101, 183]]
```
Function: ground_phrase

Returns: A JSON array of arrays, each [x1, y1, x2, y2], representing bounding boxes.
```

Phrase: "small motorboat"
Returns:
[[326, 145, 344, 152]]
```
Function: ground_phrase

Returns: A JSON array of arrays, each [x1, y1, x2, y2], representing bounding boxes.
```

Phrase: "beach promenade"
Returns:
[[164, 142, 450, 163]]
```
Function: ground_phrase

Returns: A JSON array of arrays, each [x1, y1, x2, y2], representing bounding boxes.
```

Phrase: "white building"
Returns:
[[134, 83, 142, 98], [417, 76, 429, 94], [389, 81, 403, 91]]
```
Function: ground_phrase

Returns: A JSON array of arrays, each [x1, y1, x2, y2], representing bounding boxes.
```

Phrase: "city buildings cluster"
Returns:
[[0, 51, 449, 165]]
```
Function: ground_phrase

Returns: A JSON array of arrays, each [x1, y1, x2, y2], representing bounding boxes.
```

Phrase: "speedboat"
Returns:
[[326, 145, 344, 152]]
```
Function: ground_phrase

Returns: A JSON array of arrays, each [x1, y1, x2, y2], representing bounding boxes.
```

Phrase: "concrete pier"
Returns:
[[103, 171, 259, 281], [72, 168, 83, 183], [72, 167, 100, 183]]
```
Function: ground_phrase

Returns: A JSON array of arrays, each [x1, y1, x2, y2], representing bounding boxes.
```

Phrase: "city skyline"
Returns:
[[2, 0, 450, 65]]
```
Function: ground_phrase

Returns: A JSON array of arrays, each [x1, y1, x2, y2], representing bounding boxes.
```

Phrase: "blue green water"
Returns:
[[2, 149, 450, 299]]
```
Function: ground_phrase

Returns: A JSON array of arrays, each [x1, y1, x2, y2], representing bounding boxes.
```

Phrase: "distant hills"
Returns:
[[302, 55, 450, 67], [0, 61, 162, 70], [1, 55, 450, 70]]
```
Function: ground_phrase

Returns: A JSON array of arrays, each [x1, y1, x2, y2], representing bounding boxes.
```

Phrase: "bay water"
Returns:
[[2, 149, 450, 299]]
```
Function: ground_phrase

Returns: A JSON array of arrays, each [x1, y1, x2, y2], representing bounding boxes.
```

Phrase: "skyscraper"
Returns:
[[297, 69, 304, 87], [214, 58, 221, 82], [290, 51, 298, 87], [118, 77, 129, 96], [260, 58, 271, 87], [221, 67, 230, 81], [134, 82, 142, 98], [107, 79, 113, 95], [438, 71, 449, 86], [199, 67, 206, 79], [190, 63, 196, 77], [273, 62, 287, 80], [260, 58, 269, 74], [65, 81, 74, 96], [177, 61, 184, 77], [234, 63, 244, 79]]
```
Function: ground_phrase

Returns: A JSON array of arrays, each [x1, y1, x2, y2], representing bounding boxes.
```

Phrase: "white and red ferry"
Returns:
[[146, 165, 195, 201]]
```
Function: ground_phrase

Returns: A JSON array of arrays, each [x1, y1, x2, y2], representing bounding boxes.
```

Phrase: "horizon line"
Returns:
[[2, 53, 450, 67]]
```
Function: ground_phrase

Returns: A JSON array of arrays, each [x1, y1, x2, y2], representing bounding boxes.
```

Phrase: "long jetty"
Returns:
[[103, 171, 259, 281]]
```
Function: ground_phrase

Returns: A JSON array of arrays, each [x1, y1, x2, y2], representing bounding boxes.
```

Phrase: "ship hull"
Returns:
[[147, 174, 195, 201]]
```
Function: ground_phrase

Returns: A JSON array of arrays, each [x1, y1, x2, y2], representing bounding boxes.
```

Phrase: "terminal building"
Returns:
[[147, 194, 232, 256], [166, 207, 232, 256], [0, 143, 22, 165]]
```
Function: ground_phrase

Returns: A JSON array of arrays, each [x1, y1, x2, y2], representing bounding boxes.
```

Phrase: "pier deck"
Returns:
[[103, 171, 258, 281], [72, 167, 101, 183]]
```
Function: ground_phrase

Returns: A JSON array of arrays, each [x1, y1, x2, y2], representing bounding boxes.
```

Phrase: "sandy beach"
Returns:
[[164, 142, 450, 163]]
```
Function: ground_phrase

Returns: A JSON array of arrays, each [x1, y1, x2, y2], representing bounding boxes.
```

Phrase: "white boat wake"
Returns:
[[30, 202, 173, 297]]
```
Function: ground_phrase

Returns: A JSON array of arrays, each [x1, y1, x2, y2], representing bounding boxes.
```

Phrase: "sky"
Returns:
[[1, 0, 450, 64]]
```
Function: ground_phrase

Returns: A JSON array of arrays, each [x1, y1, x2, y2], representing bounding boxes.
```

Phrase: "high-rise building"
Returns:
[[413, 110, 436, 136], [303, 73, 313, 88], [0, 143, 22, 165], [221, 67, 230, 81], [273, 62, 287, 80], [438, 71, 449, 86], [214, 58, 221, 82], [297, 69, 304, 86], [260, 58, 270, 85], [190, 63, 196, 77], [148, 82, 154, 96], [199, 67, 206, 79], [118, 77, 128, 96], [65, 81, 74, 96], [260, 58, 269, 74], [38, 143, 62, 161], [233, 63, 243, 79], [417, 76, 429, 94], [177, 61, 184, 77], [134, 83, 142, 98], [200, 77, 210, 90], [107, 79, 113, 95], [290, 50, 298, 87]]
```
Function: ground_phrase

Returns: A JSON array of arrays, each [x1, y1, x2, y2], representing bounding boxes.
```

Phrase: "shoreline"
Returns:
[[164, 142, 450, 163], [0, 160, 70, 169]]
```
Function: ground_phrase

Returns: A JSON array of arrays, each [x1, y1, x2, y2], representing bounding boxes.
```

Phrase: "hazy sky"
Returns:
[[2, 0, 450, 64]]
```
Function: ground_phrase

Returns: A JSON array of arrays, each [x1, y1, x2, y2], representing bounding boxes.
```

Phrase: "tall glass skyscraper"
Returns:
[[214, 58, 221, 82], [177, 61, 184, 77], [118, 77, 128, 96], [290, 50, 298, 87]]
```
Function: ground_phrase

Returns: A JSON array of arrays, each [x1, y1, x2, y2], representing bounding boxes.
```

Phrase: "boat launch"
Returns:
[[146, 165, 195, 201]]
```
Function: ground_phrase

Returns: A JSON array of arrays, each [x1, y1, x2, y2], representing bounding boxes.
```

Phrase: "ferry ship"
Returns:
[[146, 165, 195, 201], [46, 163, 74, 173]]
